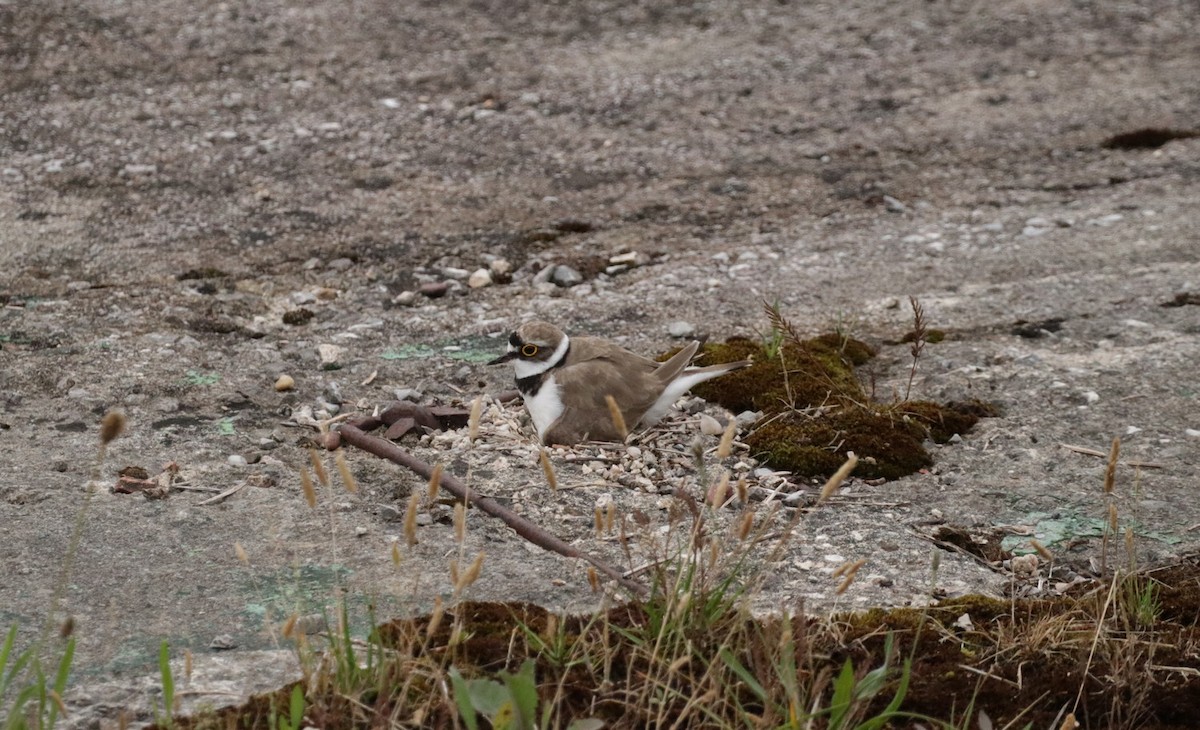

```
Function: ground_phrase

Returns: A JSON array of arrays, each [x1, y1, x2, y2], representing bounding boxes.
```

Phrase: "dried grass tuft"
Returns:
[[717, 418, 737, 459], [467, 396, 483, 444], [403, 492, 421, 546], [605, 394, 629, 439], [99, 409, 126, 445], [817, 452, 858, 505], [427, 462, 444, 501], [1104, 436, 1120, 494], [299, 467, 317, 508], [539, 448, 558, 491], [334, 450, 357, 493], [309, 447, 329, 487]]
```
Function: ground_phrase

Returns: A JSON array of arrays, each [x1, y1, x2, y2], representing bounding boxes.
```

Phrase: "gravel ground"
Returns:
[[1, 0, 1198, 723]]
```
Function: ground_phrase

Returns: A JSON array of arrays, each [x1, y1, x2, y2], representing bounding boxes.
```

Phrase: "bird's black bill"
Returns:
[[487, 351, 517, 365]]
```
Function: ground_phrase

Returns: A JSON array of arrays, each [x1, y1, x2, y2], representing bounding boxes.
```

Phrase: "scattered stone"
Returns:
[[355, 526, 369, 537], [418, 281, 450, 298], [667, 321, 696, 338], [534, 263, 557, 284], [317, 344, 345, 370], [327, 257, 353, 271], [441, 267, 471, 280], [468, 269, 493, 288], [210, 635, 237, 651], [1080, 390, 1100, 405], [379, 505, 401, 521], [488, 258, 512, 276], [121, 163, 157, 177], [227, 454, 248, 467], [551, 265, 583, 287], [1087, 213, 1125, 227], [393, 388, 423, 402], [735, 410, 761, 427], [699, 413, 724, 436], [274, 374, 295, 392], [324, 381, 343, 405], [882, 195, 908, 213], [393, 290, 417, 306], [1185, 429, 1200, 438]]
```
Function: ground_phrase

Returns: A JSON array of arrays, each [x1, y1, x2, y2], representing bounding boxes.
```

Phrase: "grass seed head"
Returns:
[[735, 475, 748, 504], [468, 396, 483, 444], [334, 450, 357, 493], [99, 409, 127, 445], [308, 447, 329, 487], [403, 492, 421, 546], [454, 502, 466, 544], [427, 462, 444, 501], [234, 542, 249, 565], [717, 418, 737, 459], [458, 551, 485, 590], [1108, 503, 1119, 532], [1030, 539, 1053, 561], [605, 394, 629, 439], [539, 448, 558, 491], [427, 596, 444, 640], [281, 614, 298, 639], [835, 559, 867, 594], [736, 511, 754, 542], [390, 541, 402, 566], [587, 567, 600, 593], [1104, 436, 1120, 494], [299, 467, 317, 508], [708, 471, 730, 507], [449, 559, 460, 587], [817, 452, 858, 505]]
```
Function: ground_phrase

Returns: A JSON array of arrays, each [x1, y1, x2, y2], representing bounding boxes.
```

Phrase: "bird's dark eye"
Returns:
[[521, 344, 539, 357]]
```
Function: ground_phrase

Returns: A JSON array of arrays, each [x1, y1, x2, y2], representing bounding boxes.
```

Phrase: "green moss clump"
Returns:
[[686, 335, 875, 414], [746, 408, 933, 480], [663, 331, 994, 480]]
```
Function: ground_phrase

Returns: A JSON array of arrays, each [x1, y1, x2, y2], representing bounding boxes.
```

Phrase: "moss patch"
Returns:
[[682, 335, 994, 479]]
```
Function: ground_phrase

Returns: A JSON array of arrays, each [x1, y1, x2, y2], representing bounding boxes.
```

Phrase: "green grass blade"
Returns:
[[288, 683, 305, 730], [827, 658, 856, 729], [45, 638, 75, 728], [0, 625, 17, 694], [718, 646, 769, 704], [158, 641, 174, 727], [500, 660, 538, 730], [448, 668, 479, 730]]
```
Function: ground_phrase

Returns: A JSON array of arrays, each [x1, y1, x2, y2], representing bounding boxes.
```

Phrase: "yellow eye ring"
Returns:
[[521, 344, 539, 357]]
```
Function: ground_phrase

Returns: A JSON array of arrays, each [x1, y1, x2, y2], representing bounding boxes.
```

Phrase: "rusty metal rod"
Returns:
[[338, 422, 648, 598]]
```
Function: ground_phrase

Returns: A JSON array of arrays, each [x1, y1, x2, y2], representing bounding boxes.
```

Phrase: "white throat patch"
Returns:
[[525, 374, 565, 441], [513, 334, 570, 379]]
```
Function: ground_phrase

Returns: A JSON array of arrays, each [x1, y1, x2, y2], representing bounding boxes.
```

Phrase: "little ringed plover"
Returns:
[[489, 321, 750, 445]]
